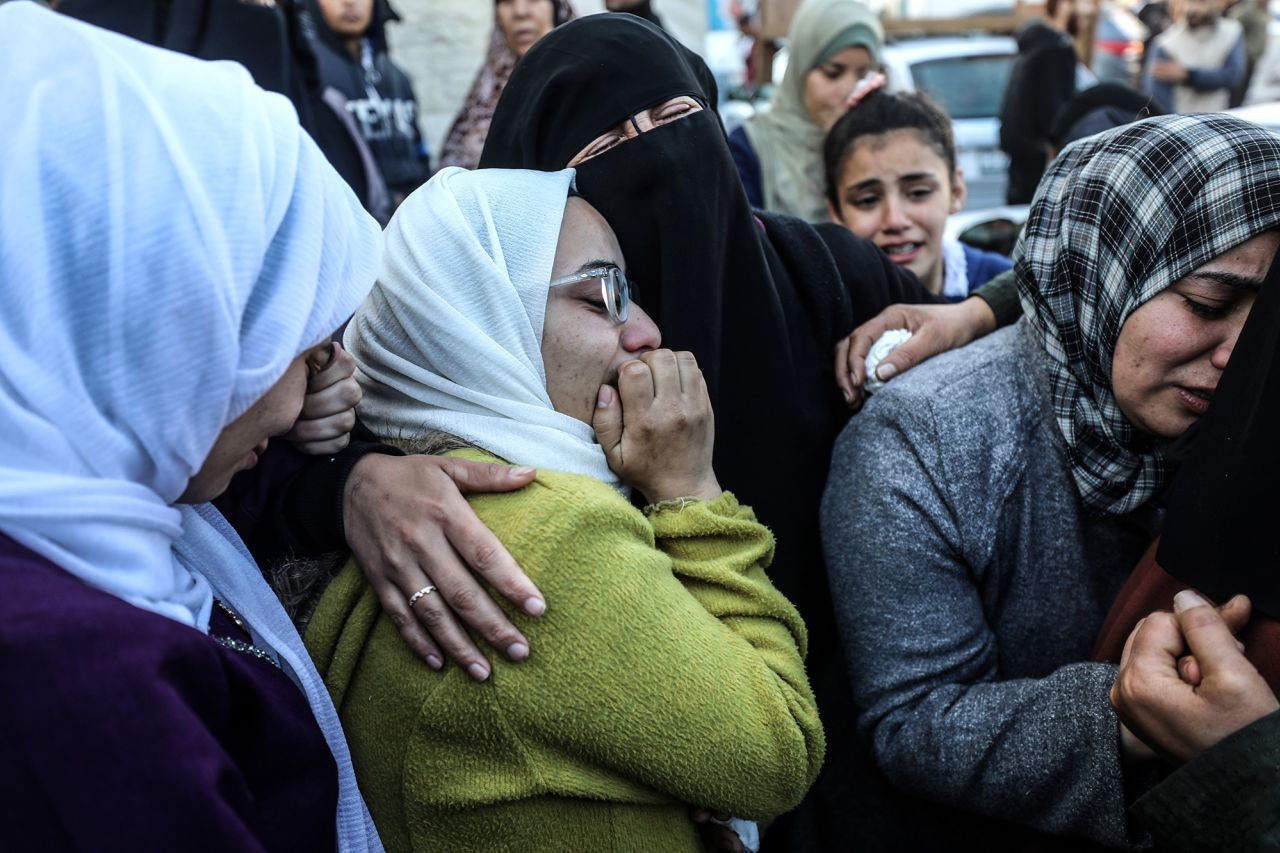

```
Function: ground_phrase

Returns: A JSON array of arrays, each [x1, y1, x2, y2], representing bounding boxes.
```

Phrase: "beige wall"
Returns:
[[385, 0, 707, 157]]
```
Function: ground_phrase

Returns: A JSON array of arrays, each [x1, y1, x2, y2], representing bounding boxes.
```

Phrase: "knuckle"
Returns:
[[470, 541, 501, 574], [445, 585, 480, 613], [416, 603, 449, 629]]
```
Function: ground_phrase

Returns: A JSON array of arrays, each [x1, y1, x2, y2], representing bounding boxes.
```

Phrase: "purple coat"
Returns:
[[0, 533, 338, 852]]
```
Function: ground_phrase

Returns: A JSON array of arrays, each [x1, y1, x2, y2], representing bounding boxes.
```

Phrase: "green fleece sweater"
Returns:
[[305, 451, 825, 853]]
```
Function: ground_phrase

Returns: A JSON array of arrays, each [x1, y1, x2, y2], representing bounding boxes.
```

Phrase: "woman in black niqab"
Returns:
[[481, 14, 942, 849]]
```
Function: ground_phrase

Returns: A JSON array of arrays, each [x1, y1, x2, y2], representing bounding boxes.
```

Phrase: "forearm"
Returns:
[[650, 492, 806, 648], [866, 663, 1140, 846], [1187, 41, 1247, 91], [493, 491, 824, 816], [971, 268, 1020, 328]]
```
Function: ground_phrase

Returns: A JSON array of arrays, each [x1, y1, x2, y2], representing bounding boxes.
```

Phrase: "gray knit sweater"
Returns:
[[821, 320, 1158, 848]]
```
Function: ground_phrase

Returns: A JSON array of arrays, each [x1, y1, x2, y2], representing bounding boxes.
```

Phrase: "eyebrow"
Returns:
[[575, 259, 616, 275], [1184, 270, 1264, 293]]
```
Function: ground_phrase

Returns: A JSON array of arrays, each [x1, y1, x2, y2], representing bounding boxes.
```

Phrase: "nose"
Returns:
[[621, 303, 662, 353], [882, 196, 910, 234], [1210, 315, 1249, 371]]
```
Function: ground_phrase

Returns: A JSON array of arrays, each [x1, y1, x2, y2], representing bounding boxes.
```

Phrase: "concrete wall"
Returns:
[[385, 0, 707, 156]]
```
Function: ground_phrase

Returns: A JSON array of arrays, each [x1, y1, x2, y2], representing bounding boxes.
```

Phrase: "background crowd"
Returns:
[[2, 0, 1280, 852]]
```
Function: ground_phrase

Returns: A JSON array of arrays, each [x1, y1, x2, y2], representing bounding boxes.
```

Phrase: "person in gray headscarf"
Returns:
[[728, 0, 882, 223], [821, 113, 1280, 848]]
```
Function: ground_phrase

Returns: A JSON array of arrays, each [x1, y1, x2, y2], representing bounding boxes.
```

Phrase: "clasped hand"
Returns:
[[591, 349, 722, 505], [1112, 590, 1278, 765]]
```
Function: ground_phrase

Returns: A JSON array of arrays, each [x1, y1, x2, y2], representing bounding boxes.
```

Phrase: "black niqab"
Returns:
[[481, 14, 789, 400], [1157, 253, 1280, 620]]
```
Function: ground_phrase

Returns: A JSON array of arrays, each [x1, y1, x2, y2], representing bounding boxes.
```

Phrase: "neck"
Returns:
[[924, 259, 945, 296], [344, 36, 362, 62]]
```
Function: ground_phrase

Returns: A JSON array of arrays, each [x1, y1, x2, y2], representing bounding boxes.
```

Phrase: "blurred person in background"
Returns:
[[438, 0, 575, 170], [306, 0, 432, 207], [605, 0, 663, 28], [999, 0, 1083, 205], [1047, 81, 1164, 155], [56, 0, 393, 222], [729, 0, 882, 222], [824, 86, 1012, 302], [1143, 0, 1245, 113], [1227, 0, 1268, 106]]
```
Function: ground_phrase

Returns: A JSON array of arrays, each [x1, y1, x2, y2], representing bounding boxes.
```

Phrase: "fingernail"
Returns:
[[875, 362, 897, 381], [507, 642, 529, 661], [1174, 589, 1210, 613], [842, 389, 852, 403], [523, 597, 546, 616], [468, 663, 490, 681], [426, 655, 442, 671], [597, 385, 613, 408], [511, 466, 535, 477]]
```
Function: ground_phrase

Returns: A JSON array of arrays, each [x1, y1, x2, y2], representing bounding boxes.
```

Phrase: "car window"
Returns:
[[909, 54, 1014, 120]]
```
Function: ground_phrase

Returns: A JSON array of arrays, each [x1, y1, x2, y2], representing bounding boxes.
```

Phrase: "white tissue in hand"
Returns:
[[864, 329, 913, 395]]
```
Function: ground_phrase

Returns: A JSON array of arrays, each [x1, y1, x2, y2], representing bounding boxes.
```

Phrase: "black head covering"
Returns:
[[480, 13, 774, 403], [1157, 251, 1280, 620]]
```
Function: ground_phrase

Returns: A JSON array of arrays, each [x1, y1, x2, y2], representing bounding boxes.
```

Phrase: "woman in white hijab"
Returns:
[[0, 6, 382, 851], [302, 166, 825, 852]]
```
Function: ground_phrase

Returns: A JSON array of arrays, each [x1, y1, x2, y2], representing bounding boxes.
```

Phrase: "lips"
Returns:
[[1175, 385, 1214, 416], [881, 242, 921, 264]]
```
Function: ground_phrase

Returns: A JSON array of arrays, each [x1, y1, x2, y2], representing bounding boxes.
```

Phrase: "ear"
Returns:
[[950, 167, 967, 214], [827, 198, 843, 224]]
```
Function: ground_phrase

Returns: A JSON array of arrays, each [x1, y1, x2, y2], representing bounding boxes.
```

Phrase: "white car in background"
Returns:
[[880, 36, 1019, 210]]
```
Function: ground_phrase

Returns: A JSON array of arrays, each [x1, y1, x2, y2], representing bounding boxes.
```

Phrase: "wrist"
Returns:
[[963, 294, 998, 338], [639, 476, 722, 506]]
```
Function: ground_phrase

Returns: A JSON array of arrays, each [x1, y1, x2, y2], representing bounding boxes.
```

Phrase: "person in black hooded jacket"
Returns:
[[998, 0, 1078, 204], [304, 0, 431, 205], [57, 0, 390, 222]]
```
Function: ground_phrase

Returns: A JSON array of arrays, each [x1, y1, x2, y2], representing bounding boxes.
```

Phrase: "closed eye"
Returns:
[[1181, 295, 1230, 319]]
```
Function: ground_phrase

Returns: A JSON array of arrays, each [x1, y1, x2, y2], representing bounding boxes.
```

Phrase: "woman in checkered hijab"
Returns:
[[821, 113, 1280, 848]]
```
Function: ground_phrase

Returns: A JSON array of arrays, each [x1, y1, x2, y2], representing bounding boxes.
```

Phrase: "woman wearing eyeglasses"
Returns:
[[298, 167, 825, 853]]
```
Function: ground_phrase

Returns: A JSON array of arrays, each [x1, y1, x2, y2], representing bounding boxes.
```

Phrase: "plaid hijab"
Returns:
[[1015, 113, 1280, 516]]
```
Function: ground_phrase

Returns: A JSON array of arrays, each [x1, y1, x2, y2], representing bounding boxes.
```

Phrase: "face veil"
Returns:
[[479, 13, 788, 405]]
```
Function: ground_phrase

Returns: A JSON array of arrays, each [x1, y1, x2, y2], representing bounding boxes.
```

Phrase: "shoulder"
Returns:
[[0, 539, 233, 751], [962, 243, 1014, 288], [833, 323, 1049, 485], [0, 538, 217, 672], [453, 452, 652, 561]]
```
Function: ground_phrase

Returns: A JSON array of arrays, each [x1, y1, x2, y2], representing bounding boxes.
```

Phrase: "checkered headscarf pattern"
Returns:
[[1015, 114, 1280, 516]]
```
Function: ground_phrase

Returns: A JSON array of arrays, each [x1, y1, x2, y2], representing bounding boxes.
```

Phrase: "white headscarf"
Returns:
[[347, 166, 624, 491], [0, 6, 383, 850]]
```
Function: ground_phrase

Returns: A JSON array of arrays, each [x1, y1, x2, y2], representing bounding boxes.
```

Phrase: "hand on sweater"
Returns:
[[344, 453, 541, 679], [834, 297, 997, 409], [1111, 590, 1277, 764], [592, 349, 722, 504], [284, 341, 361, 455]]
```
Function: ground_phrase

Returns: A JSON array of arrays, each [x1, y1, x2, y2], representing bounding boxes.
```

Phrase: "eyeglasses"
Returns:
[[548, 264, 632, 325]]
